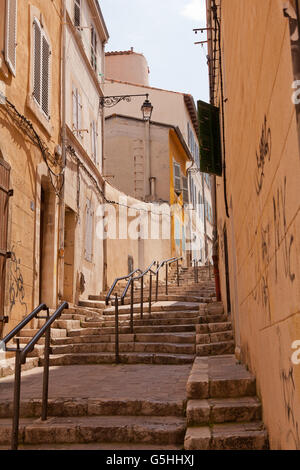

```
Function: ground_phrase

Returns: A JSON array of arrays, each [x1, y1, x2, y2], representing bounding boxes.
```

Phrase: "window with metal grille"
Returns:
[[85, 199, 93, 262], [173, 161, 181, 194], [91, 120, 97, 164], [182, 175, 189, 204], [5, 0, 17, 76], [91, 26, 97, 72], [74, 0, 81, 28], [72, 86, 83, 138], [33, 18, 50, 118]]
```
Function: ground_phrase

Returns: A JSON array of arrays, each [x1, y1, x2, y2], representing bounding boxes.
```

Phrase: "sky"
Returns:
[[99, 0, 210, 104]]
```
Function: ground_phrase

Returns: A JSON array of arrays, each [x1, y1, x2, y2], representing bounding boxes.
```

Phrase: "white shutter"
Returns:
[[5, 0, 17, 76], [182, 176, 189, 204], [173, 162, 181, 193], [33, 20, 41, 105], [74, 0, 81, 27], [41, 35, 50, 117]]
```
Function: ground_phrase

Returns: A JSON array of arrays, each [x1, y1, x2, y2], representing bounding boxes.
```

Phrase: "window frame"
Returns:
[[32, 16, 51, 120], [5, 0, 18, 76]]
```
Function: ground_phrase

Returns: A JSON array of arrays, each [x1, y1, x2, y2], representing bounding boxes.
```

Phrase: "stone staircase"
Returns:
[[0, 265, 269, 449]]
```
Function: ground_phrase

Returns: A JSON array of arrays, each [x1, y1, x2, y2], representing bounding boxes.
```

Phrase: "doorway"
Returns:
[[63, 207, 76, 302]]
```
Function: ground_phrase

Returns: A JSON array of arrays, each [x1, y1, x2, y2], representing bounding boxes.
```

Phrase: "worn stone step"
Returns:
[[46, 352, 195, 366], [92, 309, 201, 322], [196, 322, 232, 334], [186, 397, 262, 426], [17, 328, 67, 339], [69, 324, 197, 337], [51, 332, 195, 346], [0, 397, 185, 419], [186, 356, 257, 399], [115, 296, 213, 306], [84, 314, 201, 327], [103, 302, 202, 315], [0, 415, 186, 446], [0, 443, 183, 450], [196, 341, 235, 356], [184, 422, 268, 450], [51, 342, 195, 355], [196, 331, 234, 344], [0, 356, 39, 379]]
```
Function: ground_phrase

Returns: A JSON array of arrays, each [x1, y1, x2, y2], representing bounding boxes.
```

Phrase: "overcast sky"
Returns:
[[99, 0, 209, 104]]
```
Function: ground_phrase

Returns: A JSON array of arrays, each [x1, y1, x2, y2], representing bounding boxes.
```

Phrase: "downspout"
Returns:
[[57, 0, 67, 301], [102, 40, 108, 292]]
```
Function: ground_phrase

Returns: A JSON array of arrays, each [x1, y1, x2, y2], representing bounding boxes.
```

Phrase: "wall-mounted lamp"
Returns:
[[99, 93, 153, 121]]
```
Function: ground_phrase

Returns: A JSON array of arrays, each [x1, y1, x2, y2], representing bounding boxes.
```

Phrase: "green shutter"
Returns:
[[198, 100, 222, 177]]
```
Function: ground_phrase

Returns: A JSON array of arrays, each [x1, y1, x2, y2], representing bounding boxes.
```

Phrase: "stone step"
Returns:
[[81, 316, 201, 328], [0, 356, 39, 379], [0, 415, 186, 446], [184, 422, 268, 450], [186, 356, 257, 399], [196, 331, 233, 344], [186, 397, 262, 426], [46, 352, 195, 366], [196, 322, 232, 334], [17, 328, 67, 339], [196, 341, 235, 356], [51, 342, 195, 355], [103, 302, 202, 315], [51, 332, 195, 346], [115, 295, 213, 305], [95, 309, 201, 322], [0, 397, 185, 419], [0, 443, 183, 450], [68, 324, 197, 337]]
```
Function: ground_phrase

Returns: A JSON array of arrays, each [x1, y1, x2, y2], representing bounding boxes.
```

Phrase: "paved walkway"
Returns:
[[0, 364, 191, 401]]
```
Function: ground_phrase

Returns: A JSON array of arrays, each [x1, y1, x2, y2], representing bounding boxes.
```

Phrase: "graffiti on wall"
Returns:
[[273, 176, 296, 284], [8, 248, 27, 316], [255, 116, 272, 196], [281, 367, 300, 449]]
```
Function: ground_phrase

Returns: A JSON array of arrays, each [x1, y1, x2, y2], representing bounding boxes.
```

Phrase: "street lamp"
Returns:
[[99, 93, 153, 121]]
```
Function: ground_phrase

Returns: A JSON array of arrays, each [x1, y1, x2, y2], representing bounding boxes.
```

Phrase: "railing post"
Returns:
[[156, 267, 159, 301], [115, 294, 120, 364], [165, 263, 168, 296], [130, 279, 134, 334], [177, 259, 179, 287], [11, 339, 21, 450], [41, 308, 50, 421], [196, 260, 199, 284], [149, 273, 152, 317], [194, 260, 196, 284], [140, 277, 144, 319]]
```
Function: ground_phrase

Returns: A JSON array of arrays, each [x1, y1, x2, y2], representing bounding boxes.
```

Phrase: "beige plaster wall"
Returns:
[[105, 52, 150, 86], [215, 0, 300, 449]]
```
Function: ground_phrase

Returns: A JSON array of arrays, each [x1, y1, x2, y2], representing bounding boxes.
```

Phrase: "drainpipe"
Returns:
[[57, 0, 67, 301]]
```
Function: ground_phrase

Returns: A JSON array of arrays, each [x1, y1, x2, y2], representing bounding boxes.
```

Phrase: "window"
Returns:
[[5, 0, 17, 76], [33, 18, 50, 118], [85, 199, 93, 262], [173, 161, 181, 194], [72, 86, 82, 138], [74, 0, 81, 28], [91, 26, 97, 72], [182, 175, 189, 204], [91, 120, 97, 164]]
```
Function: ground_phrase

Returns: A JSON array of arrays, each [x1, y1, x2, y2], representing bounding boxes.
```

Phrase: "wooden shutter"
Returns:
[[182, 176, 189, 204], [0, 159, 11, 337], [41, 35, 50, 117], [74, 0, 81, 27], [91, 27, 97, 72], [5, 0, 17, 76], [173, 162, 181, 193], [33, 20, 42, 105], [198, 100, 222, 177]]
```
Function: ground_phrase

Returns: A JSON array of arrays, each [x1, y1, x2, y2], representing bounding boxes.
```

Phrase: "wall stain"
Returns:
[[281, 367, 300, 449]]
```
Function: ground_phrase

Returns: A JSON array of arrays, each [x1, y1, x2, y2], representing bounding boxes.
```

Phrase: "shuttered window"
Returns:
[[5, 0, 17, 76], [85, 199, 93, 262], [33, 18, 50, 118], [182, 175, 189, 204], [91, 120, 97, 164], [198, 100, 222, 176], [91, 26, 97, 72], [74, 0, 81, 28], [72, 86, 83, 138], [173, 161, 181, 194]]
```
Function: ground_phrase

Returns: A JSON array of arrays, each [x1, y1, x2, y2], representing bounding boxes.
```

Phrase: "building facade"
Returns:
[[206, 0, 300, 449]]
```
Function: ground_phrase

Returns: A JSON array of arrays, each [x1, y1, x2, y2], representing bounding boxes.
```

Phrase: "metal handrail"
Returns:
[[105, 268, 143, 305], [1, 301, 68, 450], [111, 256, 183, 363]]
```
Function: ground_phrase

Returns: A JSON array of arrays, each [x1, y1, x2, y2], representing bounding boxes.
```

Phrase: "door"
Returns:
[[63, 207, 76, 302], [0, 158, 11, 338]]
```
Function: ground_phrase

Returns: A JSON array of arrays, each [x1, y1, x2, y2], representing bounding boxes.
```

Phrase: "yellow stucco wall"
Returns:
[[0, 0, 62, 333], [214, 0, 300, 449]]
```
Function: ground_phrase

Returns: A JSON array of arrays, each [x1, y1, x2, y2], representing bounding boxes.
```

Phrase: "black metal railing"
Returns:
[[1, 301, 68, 450], [108, 257, 182, 363]]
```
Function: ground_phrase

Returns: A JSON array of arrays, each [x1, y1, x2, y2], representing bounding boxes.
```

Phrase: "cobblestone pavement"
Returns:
[[0, 364, 192, 401]]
